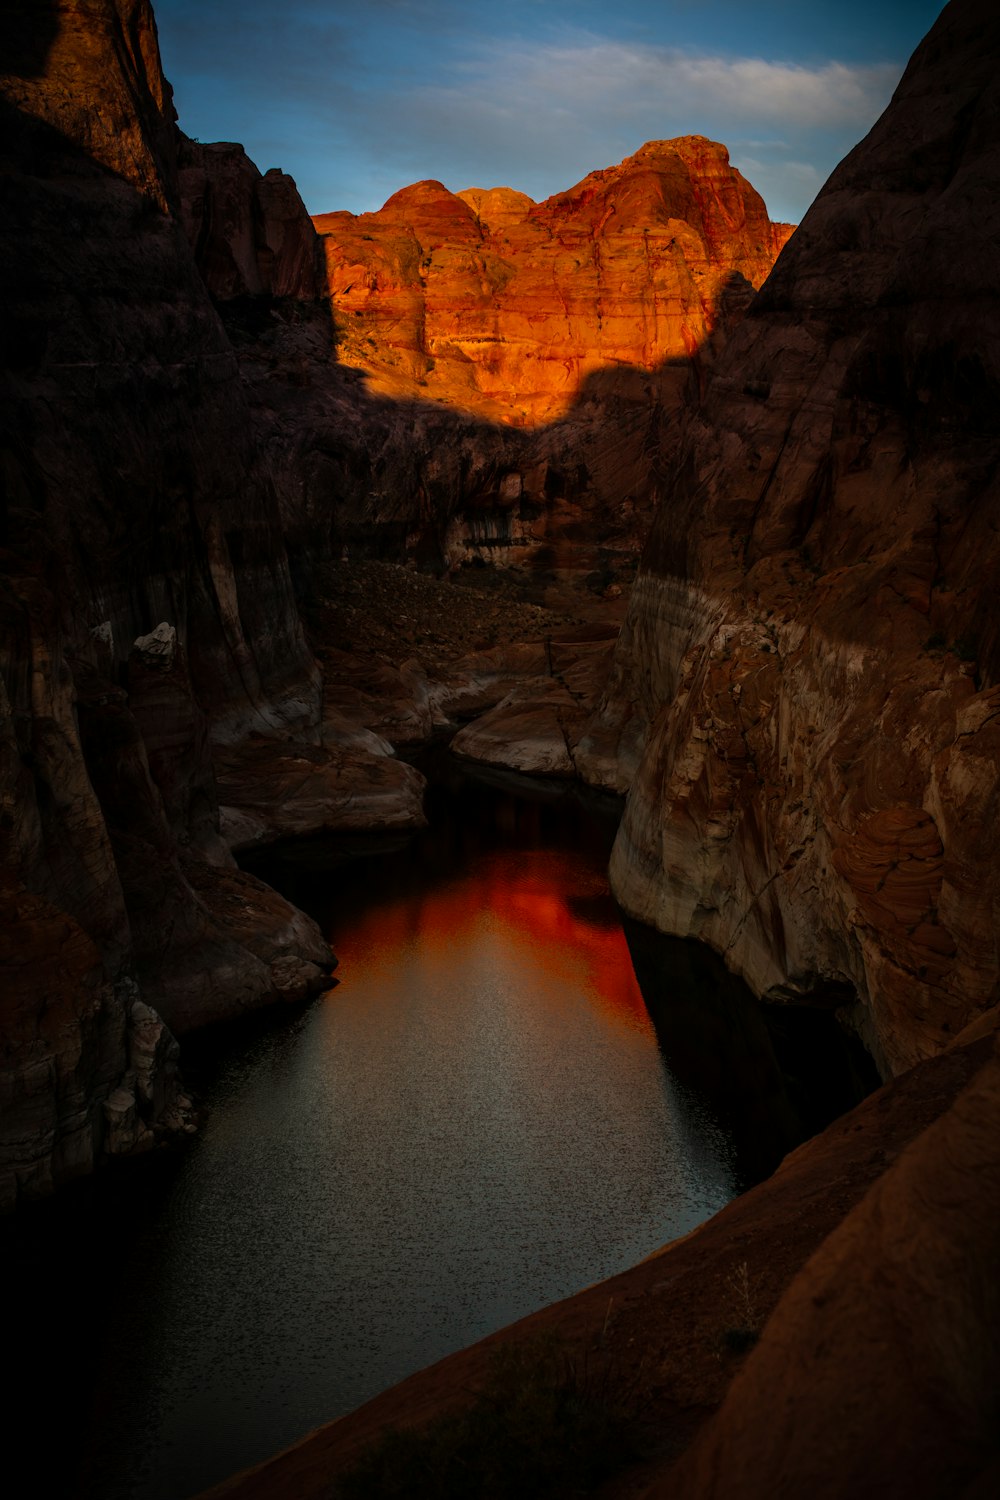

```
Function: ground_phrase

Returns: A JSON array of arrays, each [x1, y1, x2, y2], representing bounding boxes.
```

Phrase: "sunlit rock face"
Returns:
[[200, 136, 790, 583], [0, 0, 339, 1203], [314, 138, 793, 426], [183, 138, 790, 583], [586, 0, 1000, 1076]]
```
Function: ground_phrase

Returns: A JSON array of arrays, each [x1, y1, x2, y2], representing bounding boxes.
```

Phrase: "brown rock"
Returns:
[[589, 0, 1000, 1075], [177, 137, 323, 301], [665, 1037, 1000, 1500], [451, 637, 617, 778], [0, 0, 336, 1197], [214, 736, 427, 853]]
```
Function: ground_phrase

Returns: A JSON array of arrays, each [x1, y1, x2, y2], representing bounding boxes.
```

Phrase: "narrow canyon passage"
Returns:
[[5, 764, 869, 1500]]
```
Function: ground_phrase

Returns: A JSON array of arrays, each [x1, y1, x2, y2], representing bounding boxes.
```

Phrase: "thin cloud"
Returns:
[[153, 2, 909, 223], [415, 38, 900, 133]]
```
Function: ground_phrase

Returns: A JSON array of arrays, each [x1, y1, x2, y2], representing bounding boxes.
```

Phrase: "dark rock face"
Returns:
[[586, 0, 1000, 1076], [664, 1033, 1000, 1500], [177, 138, 323, 302], [0, 0, 337, 1205]]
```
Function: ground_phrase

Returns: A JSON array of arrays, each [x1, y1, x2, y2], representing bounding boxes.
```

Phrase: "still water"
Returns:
[[6, 763, 870, 1499]]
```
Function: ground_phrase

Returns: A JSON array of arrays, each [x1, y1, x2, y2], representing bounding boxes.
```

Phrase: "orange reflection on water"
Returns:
[[332, 846, 650, 1033]]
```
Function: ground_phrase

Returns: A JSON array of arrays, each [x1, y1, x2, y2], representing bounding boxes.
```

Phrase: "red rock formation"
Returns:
[[314, 139, 792, 426], [583, 0, 1000, 1075], [187, 139, 789, 588]]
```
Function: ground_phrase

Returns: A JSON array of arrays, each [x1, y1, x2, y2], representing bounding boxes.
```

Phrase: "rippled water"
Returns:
[[5, 765, 872, 1500]]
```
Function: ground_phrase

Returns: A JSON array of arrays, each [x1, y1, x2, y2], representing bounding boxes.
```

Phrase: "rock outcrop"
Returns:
[[314, 139, 792, 425], [0, 0, 345, 1204], [175, 127, 794, 592], [177, 138, 323, 303], [664, 1032, 1000, 1500], [242, 140, 789, 582], [584, 0, 1000, 1076]]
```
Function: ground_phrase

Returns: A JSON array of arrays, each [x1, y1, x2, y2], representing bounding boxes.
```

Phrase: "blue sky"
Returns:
[[154, 0, 945, 224]]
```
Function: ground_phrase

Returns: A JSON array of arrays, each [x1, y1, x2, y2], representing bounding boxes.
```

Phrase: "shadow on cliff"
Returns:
[[1, 15, 338, 1181], [211, 258, 755, 589], [1, 0, 58, 78]]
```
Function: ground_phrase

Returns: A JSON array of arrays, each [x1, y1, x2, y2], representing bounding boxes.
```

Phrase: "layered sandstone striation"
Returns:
[[0, 0, 352, 1204], [584, 0, 1000, 1075], [180, 133, 792, 590], [314, 139, 792, 425]]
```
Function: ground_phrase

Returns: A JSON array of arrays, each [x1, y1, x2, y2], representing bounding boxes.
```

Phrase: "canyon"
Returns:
[[2, 0, 999, 1497], [0, 0, 796, 1208]]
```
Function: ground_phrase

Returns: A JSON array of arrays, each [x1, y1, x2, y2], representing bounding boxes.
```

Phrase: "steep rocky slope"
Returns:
[[0, 0, 355, 1206], [583, 0, 1000, 1076], [178, 147, 653, 587]]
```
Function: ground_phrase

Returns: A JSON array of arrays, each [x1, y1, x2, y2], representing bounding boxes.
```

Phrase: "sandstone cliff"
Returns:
[[314, 139, 791, 425], [583, 0, 1000, 1076], [258, 140, 791, 582], [0, 0, 344, 1205], [177, 137, 324, 303]]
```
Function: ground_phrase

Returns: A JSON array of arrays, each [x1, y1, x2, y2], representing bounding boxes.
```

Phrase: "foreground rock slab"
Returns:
[[215, 736, 427, 852]]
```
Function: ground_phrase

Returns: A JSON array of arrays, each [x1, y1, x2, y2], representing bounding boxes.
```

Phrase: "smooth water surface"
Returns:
[[8, 767, 865, 1500]]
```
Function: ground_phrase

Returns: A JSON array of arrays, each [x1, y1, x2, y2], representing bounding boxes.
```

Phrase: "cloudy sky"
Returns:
[[153, 0, 944, 225]]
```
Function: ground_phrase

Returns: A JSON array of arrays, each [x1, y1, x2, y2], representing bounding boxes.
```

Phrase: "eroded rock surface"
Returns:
[[0, 0, 337, 1202], [586, 0, 1000, 1075], [314, 139, 791, 425], [187, 138, 788, 584]]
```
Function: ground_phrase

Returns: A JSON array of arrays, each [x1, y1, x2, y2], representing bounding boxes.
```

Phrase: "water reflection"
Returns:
[[5, 763, 872, 1500], [2, 771, 728, 1500]]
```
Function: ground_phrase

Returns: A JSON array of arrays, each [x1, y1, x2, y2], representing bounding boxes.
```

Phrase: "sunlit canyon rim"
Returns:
[[1, 1, 999, 1498]]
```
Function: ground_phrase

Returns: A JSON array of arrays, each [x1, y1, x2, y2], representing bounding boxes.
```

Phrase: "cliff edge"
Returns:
[[584, 0, 1000, 1076]]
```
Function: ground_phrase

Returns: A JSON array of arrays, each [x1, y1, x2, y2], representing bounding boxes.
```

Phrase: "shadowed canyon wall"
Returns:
[[0, 0, 337, 1206], [5, 0, 800, 1203], [4, 1, 999, 1492], [583, 0, 1000, 1076]]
